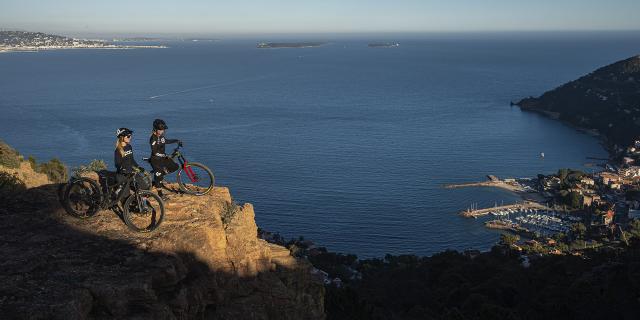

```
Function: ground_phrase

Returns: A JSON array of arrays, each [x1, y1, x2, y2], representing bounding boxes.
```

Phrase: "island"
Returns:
[[256, 42, 325, 49], [0, 31, 166, 53], [368, 42, 400, 48]]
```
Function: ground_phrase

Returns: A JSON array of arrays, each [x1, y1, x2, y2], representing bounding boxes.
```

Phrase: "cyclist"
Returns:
[[115, 128, 144, 185], [149, 119, 181, 200]]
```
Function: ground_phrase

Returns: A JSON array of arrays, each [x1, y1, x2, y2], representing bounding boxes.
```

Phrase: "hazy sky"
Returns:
[[2, 0, 639, 35]]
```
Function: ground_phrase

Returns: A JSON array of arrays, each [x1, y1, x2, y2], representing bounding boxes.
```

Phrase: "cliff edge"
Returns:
[[0, 143, 325, 319]]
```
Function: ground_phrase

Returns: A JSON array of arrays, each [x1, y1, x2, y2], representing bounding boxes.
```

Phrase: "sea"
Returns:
[[2, 31, 640, 258]]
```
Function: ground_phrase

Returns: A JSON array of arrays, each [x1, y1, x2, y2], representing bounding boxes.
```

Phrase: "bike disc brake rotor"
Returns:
[[131, 198, 152, 217]]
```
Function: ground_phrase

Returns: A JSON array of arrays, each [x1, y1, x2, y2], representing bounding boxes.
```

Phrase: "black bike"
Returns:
[[63, 170, 165, 233], [144, 145, 214, 196]]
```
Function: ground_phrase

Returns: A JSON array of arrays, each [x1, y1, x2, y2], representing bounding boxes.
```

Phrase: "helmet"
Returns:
[[153, 119, 168, 130], [116, 127, 133, 137]]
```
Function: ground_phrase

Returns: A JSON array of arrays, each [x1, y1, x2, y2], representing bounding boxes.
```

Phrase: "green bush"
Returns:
[[499, 233, 520, 247], [0, 140, 21, 169], [628, 219, 640, 239], [37, 158, 68, 183], [221, 200, 240, 228], [0, 171, 26, 202], [571, 222, 587, 239], [27, 156, 37, 171], [72, 159, 107, 177]]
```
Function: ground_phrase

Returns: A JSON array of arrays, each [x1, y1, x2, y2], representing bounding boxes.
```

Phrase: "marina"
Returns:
[[460, 201, 552, 218], [484, 209, 583, 237], [453, 175, 583, 237]]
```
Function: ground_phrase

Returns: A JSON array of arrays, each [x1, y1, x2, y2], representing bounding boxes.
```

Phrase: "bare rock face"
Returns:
[[0, 163, 325, 319], [0, 161, 51, 188]]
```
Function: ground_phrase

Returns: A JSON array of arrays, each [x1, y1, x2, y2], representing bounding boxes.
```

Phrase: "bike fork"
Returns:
[[183, 163, 198, 183]]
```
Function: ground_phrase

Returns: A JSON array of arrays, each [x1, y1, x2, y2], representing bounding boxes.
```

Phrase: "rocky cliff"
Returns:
[[0, 146, 325, 319], [515, 54, 640, 146]]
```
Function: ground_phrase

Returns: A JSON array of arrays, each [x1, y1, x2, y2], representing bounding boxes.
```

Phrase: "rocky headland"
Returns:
[[0, 141, 324, 319], [515, 54, 640, 148]]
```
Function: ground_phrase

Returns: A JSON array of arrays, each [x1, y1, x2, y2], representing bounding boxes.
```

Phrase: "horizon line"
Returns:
[[2, 28, 640, 37]]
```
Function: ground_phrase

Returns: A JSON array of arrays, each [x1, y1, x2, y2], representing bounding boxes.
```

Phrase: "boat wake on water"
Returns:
[[148, 75, 269, 99]]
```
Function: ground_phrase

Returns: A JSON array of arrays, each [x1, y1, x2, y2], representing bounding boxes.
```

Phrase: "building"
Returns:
[[543, 177, 561, 190], [580, 177, 595, 186], [591, 210, 614, 226], [582, 194, 601, 207], [597, 172, 621, 186], [620, 166, 640, 178]]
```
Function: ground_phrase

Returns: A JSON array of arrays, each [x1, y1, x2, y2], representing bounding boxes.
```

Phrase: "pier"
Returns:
[[460, 201, 551, 218], [444, 180, 524, 193], [444, 175, 548, 202]]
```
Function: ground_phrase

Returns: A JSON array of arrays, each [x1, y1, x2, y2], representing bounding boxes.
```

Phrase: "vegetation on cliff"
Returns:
[[515, 55, 640, 147], [321, 241, 640, 320], [0, 140, 67, 183]]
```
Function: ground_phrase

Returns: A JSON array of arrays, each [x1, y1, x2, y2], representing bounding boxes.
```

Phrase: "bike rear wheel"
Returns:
[[122, 190, 165, 232], [63, 177, 102, 218], [177, 162, 214, 196]]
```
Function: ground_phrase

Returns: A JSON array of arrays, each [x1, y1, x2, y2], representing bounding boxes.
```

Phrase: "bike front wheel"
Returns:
[[177, 162, 214, 196], [63, 177, 102, 219], [122, 190, 165, 233]]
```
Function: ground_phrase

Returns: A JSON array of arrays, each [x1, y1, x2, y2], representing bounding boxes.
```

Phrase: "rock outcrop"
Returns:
[[0, 155, 325, 319], [515, 54, 640, 146]]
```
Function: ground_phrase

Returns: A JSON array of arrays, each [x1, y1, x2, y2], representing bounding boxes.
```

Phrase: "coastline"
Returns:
[[0, 45, 167, 54], [516, 104, 614, 155]]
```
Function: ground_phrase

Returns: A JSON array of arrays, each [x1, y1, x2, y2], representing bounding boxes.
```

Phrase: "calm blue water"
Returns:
[[2, 32, 639, 258]]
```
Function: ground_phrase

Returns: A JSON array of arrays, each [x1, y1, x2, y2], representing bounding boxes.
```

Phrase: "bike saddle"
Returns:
[[97, 170, 118, 178]]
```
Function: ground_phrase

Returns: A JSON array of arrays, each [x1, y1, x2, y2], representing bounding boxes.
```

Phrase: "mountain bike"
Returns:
[[144, 145, 214, 196], [62, 170, 165, 232]]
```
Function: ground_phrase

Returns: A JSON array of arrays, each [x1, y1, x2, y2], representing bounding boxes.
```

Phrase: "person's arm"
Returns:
[[165, 137, 181, 145], [132, 157, 141, 171], [114, 149, 123, 172]]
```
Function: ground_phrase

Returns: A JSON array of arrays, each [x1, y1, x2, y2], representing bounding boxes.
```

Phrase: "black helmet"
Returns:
[[116, 127, 133, 137], [153, 119, 168, 130]]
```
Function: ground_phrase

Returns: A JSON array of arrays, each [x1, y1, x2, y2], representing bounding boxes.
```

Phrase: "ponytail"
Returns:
[[115, 137, 125, 156]]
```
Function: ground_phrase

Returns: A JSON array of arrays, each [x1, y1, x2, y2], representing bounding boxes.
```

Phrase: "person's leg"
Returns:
[[150, 158, 169, 200], [114, 173, 130, 204], [166, 159, 179, 174]]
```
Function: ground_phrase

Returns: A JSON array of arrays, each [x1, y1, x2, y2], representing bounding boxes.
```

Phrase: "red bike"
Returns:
[[144, 145, 215, 196]]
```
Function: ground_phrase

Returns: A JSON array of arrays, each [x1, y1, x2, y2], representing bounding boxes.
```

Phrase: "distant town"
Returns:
[[256, 138, 640, 289], [445, 137, 640, 257], [0, 31, 166, 53]]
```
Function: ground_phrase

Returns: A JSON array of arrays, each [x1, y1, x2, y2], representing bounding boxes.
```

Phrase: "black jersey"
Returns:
[[114, 144, 140, 174], [149, 134, 179, 158]]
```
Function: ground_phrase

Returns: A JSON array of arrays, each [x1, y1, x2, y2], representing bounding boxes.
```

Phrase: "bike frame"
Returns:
[[172, 147, 199, 183]]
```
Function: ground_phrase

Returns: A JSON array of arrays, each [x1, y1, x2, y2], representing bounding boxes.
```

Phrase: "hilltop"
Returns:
[[0, 140, 324, 319], [515, 55, 640, 148]]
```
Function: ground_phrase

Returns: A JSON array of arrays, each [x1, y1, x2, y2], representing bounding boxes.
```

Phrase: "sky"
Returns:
[[1, 0, 640, 35]]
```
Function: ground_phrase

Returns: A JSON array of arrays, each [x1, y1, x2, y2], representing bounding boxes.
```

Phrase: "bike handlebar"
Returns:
[[140, 144, 184, 163]]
